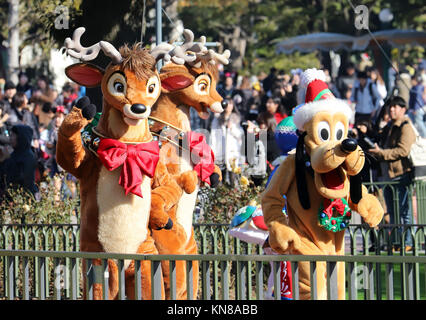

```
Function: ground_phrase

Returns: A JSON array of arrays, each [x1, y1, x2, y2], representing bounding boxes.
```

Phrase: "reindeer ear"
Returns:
[[160, 74, 193, 92], [65, 63, 104, 87]]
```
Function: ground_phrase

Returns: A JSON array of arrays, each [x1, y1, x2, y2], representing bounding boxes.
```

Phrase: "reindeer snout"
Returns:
[[130, 104, 147, 114], [340, 138, 358, 153]]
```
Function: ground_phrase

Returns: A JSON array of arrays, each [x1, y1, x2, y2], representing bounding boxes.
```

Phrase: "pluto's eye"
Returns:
[[317, 121, 330, 142], [335, 121, 345, 141]]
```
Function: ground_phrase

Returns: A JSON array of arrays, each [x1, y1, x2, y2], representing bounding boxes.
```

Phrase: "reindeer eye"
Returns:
[[146, 76, 160, 97], [107, 73, 127, 96], [199, 80, 208, 91], [194, 75, 210, 95], [114, 82, 124, 93]]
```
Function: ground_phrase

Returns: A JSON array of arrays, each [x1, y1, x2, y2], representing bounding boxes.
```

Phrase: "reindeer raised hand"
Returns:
[[147, 29, 230, 300], [57, 27, 186, 300]]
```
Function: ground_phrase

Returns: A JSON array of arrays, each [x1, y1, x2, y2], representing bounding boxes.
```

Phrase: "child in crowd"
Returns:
[[265, 96, 287, 125]]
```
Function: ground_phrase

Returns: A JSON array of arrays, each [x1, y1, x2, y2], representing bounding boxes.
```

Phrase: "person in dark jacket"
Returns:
[[7, 92, 39, 141], [256, 112, 281, 166], [0, 124, 38, 197]]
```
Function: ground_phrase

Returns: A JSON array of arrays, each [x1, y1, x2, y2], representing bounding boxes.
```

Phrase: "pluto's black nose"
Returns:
[[221, 99, 228, 109], [130, 104, 147, 114], [341, 138, 358, 153]]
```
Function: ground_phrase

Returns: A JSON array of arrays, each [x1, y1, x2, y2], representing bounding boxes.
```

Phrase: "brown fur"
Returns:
[[57, 46, 187, 300], [262, 111, 384, 300], [149, 60, 224, 299]]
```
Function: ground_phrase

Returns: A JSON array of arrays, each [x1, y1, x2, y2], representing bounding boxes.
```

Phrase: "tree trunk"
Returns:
[[7, 0, 20, 84], [220, 26, 246, 70]]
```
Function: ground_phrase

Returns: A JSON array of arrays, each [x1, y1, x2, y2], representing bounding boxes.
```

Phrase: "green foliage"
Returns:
[[197, 177, 266, 224], [0, 174, 79, 224], [249, 52, 320, 76], [178, 0, 425, 74]]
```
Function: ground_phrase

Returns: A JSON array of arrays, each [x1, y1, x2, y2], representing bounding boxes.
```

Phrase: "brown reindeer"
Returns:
[[148, 29, 230, 299], [57, 27, 192, 300]]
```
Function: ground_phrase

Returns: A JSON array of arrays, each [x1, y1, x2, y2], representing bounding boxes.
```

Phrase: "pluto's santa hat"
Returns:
[[293, 68, 353, 131]]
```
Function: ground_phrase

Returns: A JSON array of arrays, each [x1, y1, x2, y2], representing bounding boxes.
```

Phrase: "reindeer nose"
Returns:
[[341, 138, 358, 153], [130, 104, 147, 114]]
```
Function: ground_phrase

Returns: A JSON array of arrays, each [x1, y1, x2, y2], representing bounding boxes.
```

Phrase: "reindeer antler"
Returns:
[[191, 48, 231, 68], [64, 27, 123, 64], [151, 29, 207, 66], [150, 43, 176, 62], [151, 28, 231, 68]]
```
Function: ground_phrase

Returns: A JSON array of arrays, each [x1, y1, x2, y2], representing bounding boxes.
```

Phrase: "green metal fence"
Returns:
[[364, 179, 426, 225], [0, 180, 425, 300], [1, 223, 425, 256], [0, 249, 425, 300]]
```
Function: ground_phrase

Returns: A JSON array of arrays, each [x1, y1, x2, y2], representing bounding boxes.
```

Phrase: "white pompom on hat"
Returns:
[[293, 68, 353, 131]]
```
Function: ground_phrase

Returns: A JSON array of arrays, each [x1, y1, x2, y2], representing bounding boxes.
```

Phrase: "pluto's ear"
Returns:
[[295, 131, 310, 210], [349, 173, 363, 204]]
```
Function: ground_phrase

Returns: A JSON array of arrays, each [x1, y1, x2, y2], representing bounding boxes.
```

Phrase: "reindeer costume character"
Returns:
[[57, 27, 193, 300], [262, 69, 384, 300], [148, 29, 230, 299]]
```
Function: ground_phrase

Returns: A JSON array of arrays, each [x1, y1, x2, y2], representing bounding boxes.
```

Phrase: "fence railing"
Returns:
[[0, 249, 425, 300], [364, 179, 426, 225], [1, 223, 425, 256]]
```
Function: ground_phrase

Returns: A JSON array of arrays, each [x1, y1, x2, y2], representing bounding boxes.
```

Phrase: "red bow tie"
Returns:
[[97, 138, 160, 198], [186, 131, 215, 185]]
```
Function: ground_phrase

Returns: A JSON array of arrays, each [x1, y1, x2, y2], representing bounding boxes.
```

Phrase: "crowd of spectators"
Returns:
[[201, 60, 426, 187], [0, 58, 425, 239], [0, 72, 84, 201], [202, 59, 425, 249]]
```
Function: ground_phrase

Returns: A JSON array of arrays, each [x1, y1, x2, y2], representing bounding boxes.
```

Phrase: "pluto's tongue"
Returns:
[[322, 168, 344, 190]]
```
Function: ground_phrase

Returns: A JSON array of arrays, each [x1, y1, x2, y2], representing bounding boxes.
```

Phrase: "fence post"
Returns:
[[326, 261, 338, 300], [70, 257, 78, 300], [102, 259, 109, 300], [7, 255, 14, 300], [310, 261, 317, 300], [85, 259, 94, 300], [23, 256, 29, 300], [291, 261, 299, 300], [255, 260, 263, 300], [186, 260, 194, 300], [151, 260, 163, 300], [134, 259, 142, 300], [221, 260, 229, 300], [202, 260, 211, 300], [273, 261, 280, 301], [169, 260, 176, 300]]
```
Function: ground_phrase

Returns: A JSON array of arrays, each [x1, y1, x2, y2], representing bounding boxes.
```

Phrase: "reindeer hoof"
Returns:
[[76, 96, 97, 120]]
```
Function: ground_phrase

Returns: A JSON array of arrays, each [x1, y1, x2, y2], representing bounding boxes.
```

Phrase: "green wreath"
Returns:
[[317, 198, 351, 232]]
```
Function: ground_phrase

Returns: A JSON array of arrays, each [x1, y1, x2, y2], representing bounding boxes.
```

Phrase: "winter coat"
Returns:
[[376, 116, 416, 179], [0, 124, 38, 196]]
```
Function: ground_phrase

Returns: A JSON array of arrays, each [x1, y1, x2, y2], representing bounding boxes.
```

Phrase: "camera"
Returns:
[[363, 137, 376, 149]]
